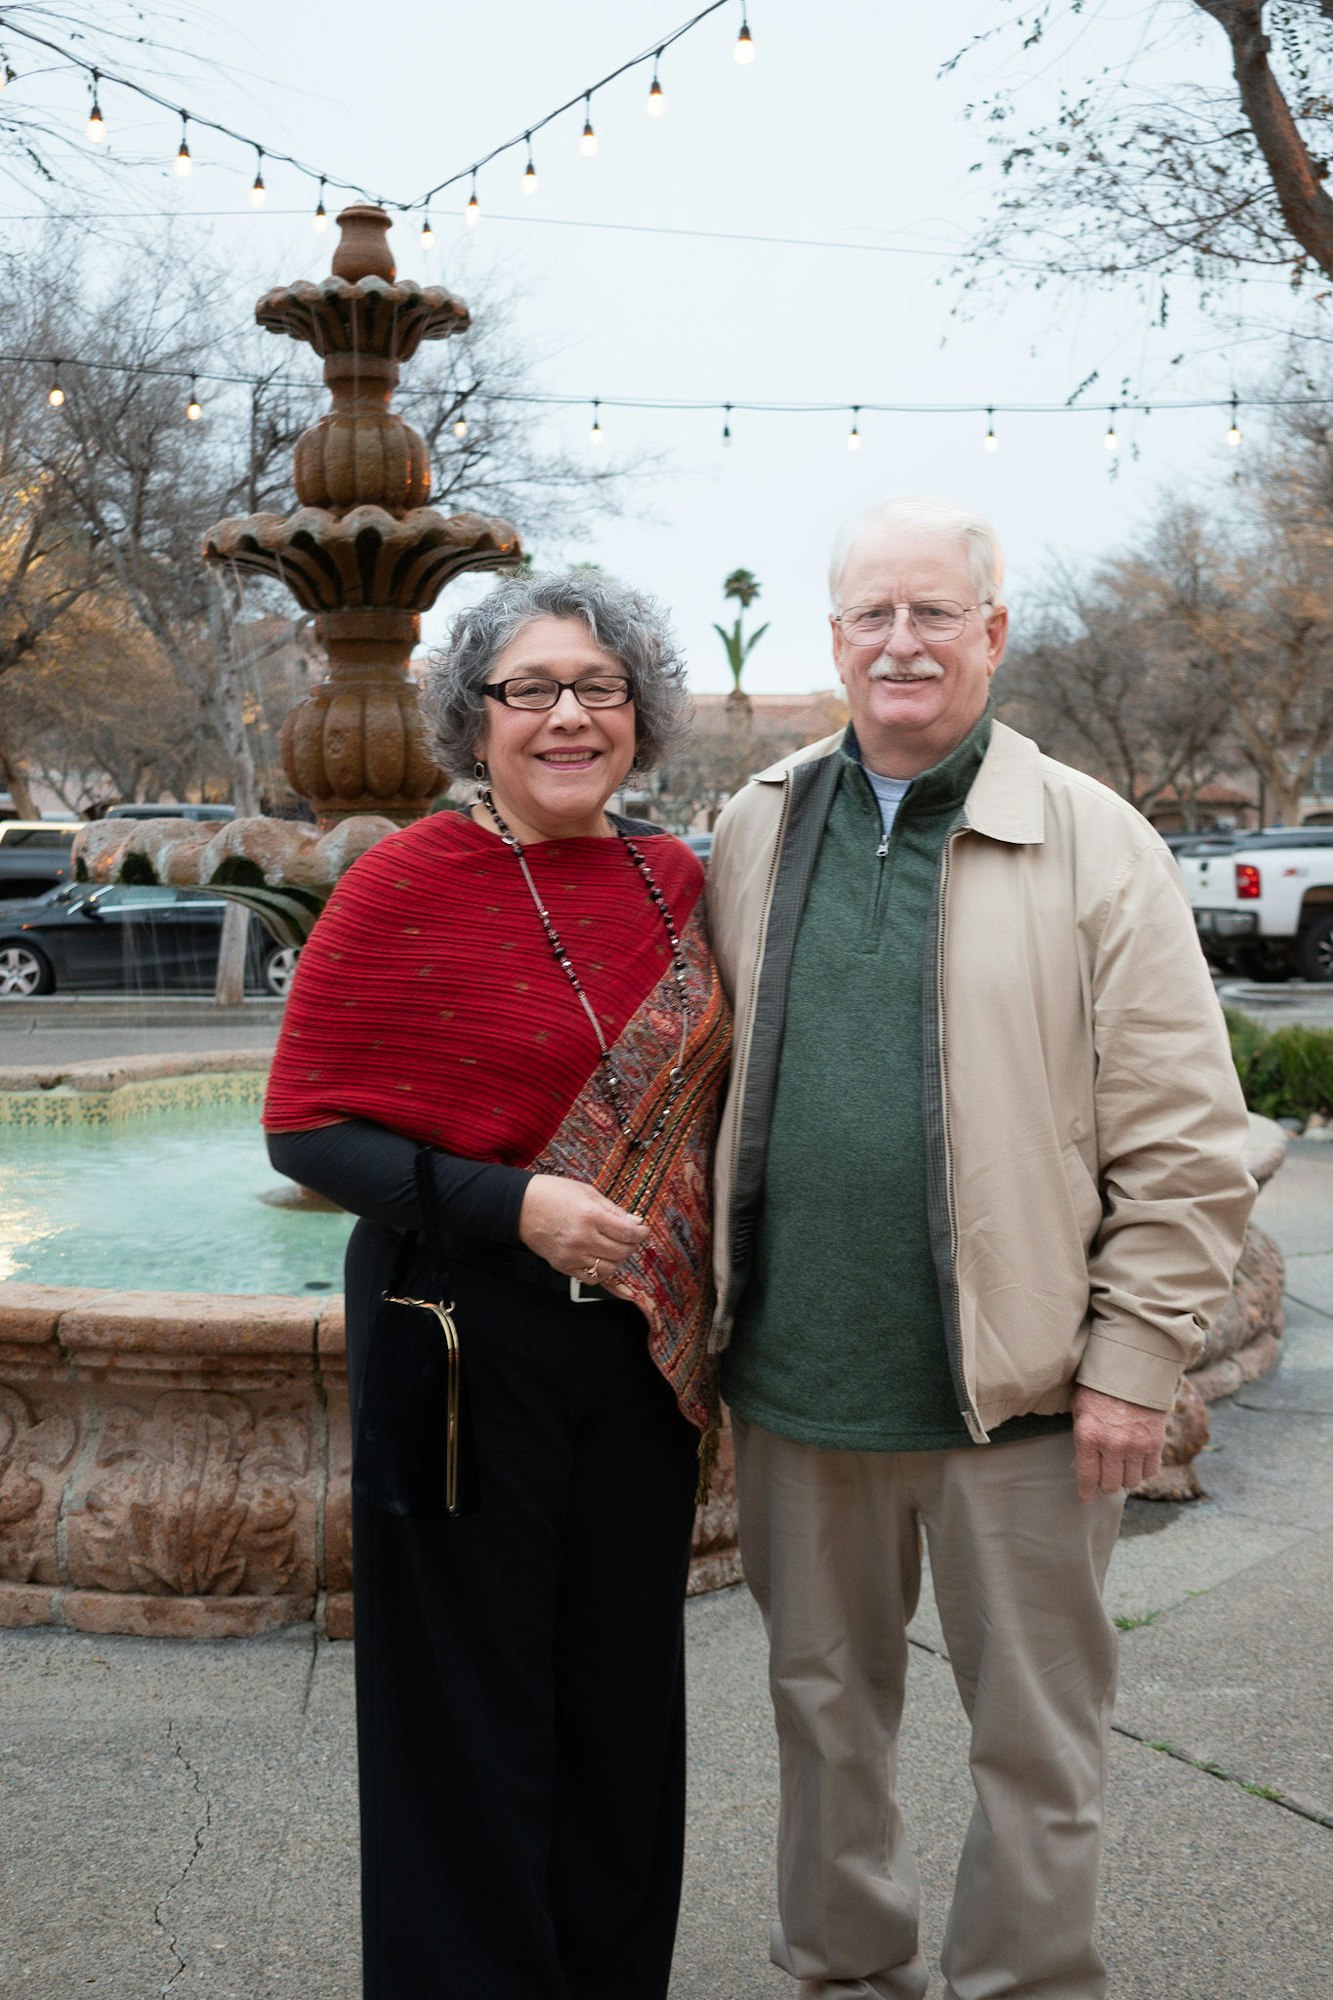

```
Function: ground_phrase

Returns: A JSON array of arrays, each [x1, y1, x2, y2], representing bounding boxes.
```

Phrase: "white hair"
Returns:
[[828, 496, 1006, 611]]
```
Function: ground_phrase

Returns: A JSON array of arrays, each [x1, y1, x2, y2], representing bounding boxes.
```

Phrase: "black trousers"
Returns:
[[345, 1220, 700, 2000]]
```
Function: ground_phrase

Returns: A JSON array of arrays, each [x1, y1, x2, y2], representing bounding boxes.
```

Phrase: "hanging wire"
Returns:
[[0, 0, 741, 218]]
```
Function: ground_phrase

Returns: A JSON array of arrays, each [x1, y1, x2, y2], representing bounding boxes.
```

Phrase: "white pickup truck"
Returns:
[[1184, 827, 1333, 982]]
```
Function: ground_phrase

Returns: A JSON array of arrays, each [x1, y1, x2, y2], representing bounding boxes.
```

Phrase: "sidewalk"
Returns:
[[2, 1150, 1330, 1998]]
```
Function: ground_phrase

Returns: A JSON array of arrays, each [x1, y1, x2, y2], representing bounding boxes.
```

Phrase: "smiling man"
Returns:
[[706, 496, 1255, 2000]]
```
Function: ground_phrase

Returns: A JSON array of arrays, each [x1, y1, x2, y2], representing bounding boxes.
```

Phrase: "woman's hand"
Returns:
[[518, 1174, 649, 1282]]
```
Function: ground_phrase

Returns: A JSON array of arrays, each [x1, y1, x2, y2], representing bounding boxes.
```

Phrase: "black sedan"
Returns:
[[0, 883, 299, 998]]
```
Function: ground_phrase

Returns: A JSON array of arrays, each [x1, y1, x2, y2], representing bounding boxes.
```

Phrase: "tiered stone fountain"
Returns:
[[75, 203, 522, 930]]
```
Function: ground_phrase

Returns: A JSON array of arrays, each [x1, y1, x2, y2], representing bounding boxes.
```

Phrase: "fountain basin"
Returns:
[[0, 1056, 741, 1640]]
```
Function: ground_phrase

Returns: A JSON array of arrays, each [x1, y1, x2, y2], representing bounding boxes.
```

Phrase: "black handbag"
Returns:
[[352, 1149, 478, 1519]]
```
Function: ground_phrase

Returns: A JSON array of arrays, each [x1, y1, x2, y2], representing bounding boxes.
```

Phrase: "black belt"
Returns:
[[448, 1237, 613, 1304]]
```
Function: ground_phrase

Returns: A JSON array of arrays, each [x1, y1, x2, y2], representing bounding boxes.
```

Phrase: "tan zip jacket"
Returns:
[[706, 719, 1255, 1438]]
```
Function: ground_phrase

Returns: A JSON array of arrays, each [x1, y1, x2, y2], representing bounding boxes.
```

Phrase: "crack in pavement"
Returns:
[[1112, 1722, 1333, 1831], [154, 1720, 212, 1995]]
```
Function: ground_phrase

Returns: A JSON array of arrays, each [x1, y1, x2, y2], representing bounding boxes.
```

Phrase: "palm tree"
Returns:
[[714, 568, 769, 718]]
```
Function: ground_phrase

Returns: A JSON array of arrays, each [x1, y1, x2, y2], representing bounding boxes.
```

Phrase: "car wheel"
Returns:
[[0, 943, 54, 996], [262, 943, 300, 997], [1295, 910, 1333, 983]]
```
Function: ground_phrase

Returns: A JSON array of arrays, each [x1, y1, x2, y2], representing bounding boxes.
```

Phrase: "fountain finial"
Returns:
[[330, 203, 396, 283]]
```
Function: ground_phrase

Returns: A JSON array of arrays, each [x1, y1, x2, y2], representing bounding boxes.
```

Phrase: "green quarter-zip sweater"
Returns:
[[722, 710, 1071, 1452]]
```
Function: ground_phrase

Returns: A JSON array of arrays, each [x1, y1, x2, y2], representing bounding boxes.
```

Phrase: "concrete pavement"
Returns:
[[1, 1038, 1331, 1995]]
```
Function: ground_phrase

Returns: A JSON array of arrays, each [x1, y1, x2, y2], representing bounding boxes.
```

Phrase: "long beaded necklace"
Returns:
[[478, 789, 691, 1151]]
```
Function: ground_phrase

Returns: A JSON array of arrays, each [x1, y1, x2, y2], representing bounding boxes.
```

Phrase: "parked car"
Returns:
[[1186, 826, 1333, 981], [0, 883, 298, 998], [0, 821, 82, 901], [103, 802, 236, 822]]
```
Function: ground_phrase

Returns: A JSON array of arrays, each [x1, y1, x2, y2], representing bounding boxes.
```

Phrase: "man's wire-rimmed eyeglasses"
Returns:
[[482, 674, 633, 711], [834, 600, 991, 646]]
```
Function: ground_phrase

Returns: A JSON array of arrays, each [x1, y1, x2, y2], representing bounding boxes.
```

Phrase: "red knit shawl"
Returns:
[[264, 812, 732, 1429]]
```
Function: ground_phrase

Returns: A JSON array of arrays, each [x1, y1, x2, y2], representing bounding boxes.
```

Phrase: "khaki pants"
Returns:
[[732, 1420, 1124, 2000]]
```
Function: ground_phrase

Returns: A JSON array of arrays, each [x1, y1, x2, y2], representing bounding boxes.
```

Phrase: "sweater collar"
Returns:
[[841, 706, 993, 818]]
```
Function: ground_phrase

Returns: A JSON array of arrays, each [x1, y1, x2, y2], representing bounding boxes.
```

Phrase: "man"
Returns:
[[706, 496, 1254, 2000]]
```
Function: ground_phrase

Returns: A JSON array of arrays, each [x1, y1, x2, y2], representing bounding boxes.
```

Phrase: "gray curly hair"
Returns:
[[421, 569, 691, 778]]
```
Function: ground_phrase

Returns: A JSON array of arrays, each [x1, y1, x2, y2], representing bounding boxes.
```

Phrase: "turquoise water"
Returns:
[[0, 1104, 354, 1293]]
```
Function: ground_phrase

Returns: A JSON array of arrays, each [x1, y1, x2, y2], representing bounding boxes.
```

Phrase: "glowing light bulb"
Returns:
[[420, 215, 434, 251], [86, 99, 105, 143], [847, 412, 861, 451], [313, 188, 328, 232], [580, 99, 598, 156], [466, 178, 481, 225], [251, 150, 267, 207], [453, 415, 468, 439], [1103, 423, 1119, 453], [735, 17, 756, 63], [1227, 423, 1242, 448], [47, 377, 64, 408], [174, 118, 192, 176], [984, 410, 999, 452], [647, 60, 665, 116], [522, 140, 538, 194], [186, 379, 202, 421], [1227, 398, 1242, 448]]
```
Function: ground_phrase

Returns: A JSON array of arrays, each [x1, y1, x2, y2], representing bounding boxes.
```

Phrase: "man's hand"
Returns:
[[1070, 1384, 1168, 1503], [518, 1173, 648, 1282]]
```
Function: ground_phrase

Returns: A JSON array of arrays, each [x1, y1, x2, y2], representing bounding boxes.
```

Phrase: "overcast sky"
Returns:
[[6, 0, 1309, 693]]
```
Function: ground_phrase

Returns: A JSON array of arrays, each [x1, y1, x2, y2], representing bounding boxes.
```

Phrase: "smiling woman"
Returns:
[[261, 566, 729, 2000]]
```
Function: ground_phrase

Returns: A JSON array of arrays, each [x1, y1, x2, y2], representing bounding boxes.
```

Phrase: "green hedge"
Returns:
[[1223, 1007, 1333, 1122]]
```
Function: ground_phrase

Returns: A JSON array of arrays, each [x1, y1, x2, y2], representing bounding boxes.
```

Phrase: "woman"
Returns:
[[264, 569, 730, 2000]]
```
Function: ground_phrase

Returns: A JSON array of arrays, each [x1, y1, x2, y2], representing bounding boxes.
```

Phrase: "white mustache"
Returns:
[[868, 659, 944, 683]]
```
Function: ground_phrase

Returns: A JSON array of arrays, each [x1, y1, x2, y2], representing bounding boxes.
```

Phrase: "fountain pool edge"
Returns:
[[0, 1055, 741, 1638]]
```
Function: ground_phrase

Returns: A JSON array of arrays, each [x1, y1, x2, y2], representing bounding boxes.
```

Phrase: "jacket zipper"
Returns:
[[927, 818, 987, 1442], [716, 772, 794, 1341]]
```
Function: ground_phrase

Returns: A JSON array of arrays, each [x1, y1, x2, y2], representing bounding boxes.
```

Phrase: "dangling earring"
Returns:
[[473, 759, 487, 782]]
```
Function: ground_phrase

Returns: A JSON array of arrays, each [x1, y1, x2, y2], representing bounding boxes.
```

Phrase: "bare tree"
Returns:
[[1000, 533, 1233, 821], [949, 1, 1333, 298]]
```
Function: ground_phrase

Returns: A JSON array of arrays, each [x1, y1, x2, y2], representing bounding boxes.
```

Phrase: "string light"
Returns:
[[846, 407, 861, 451], [452, 412, 468, 439], [173, 113, 192, 176], [2, 2, 743, 238], [420, 214, 434, 251], [47, 365, 64, 409], [590, 399, 604, 445], [185, 376, 202, 421], [983, 408, 998, 452], [85, 69, 105, 144], [313, 180, 328, 232], [721, 403, 733, 446], [1227, 394, 1243, 448], [580, 95, 598, 156], [465, 174, 481, 225], [1103, 407, 1119, 453]]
